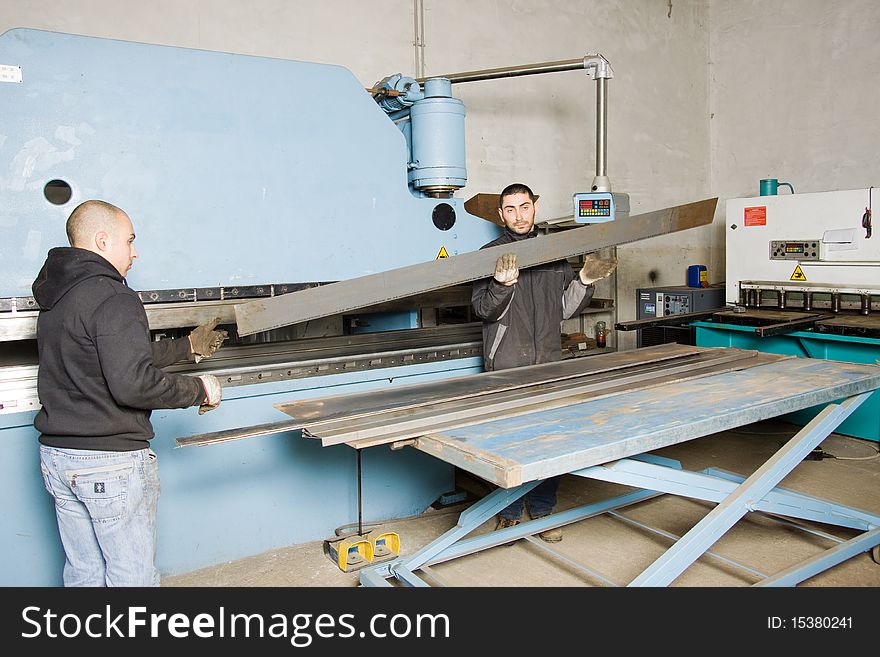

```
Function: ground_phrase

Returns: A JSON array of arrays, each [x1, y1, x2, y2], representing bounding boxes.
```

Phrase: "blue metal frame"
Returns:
[[361, 393, 879, 587]]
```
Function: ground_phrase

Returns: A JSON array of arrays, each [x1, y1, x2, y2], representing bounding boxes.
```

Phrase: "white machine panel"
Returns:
[[725, 188, 878, 304]]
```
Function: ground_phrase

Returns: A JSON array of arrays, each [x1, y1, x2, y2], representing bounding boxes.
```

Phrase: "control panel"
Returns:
[[638, 292, 693, 318], [635, 285, 726, 347], [573, 192, 615, 223], [769, 239, 820, 261]]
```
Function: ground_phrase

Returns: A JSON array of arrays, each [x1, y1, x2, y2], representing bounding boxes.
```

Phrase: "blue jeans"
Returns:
[[499, 475, 561, 520], [39, 445, 161, 587]]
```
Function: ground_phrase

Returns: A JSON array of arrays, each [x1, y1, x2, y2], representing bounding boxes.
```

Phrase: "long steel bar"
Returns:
[[234, 198, 718, 335], [391, 565, 431, 588], [703, 467, 880, 531], [521, 535, 621, 587], [755, 314, 835, 338], [324, 351, 776, 447], [576, 458, 878, 532], [607, 512, 768, 580], [596, 77, 607, 179], [627, 393, 871, 586], [279, 343, 700, 425], [615, 308, 728, 331], [426, 490, 663, 564], [415, 565, 451, 587], [755, 528, 880, 587], [415, 57, 600, 84], [310, 350, 752, 438], [177, 343, 703, 447], [363, 487, 662, 586], [367, 482, 541, 584]]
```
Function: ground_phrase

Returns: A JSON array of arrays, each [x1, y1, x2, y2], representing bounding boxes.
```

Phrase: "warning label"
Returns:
[[744, 206, 766, 226], [436, 246, 449, 259], [790, 265, 807, 281]]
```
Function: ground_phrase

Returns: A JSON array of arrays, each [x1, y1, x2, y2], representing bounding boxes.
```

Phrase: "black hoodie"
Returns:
[[32, 247, 204, 451], [471, 229, 594, 371]]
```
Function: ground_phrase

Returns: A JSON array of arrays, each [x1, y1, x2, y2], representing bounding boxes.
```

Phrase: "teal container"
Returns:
[[693, 321, 880, 442], [759, 178, 795, 196]]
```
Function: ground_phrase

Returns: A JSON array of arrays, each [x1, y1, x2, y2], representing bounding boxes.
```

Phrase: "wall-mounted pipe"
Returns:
[[416, 55, 614, 192]]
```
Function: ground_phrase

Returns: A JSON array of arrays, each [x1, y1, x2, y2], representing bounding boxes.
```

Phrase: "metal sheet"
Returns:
[[175, 343, 702, 448], [320, 351, 777, 447], [413, 356, 880, 487], [234, 197, 718, 335], [278, 343, 700, 425]]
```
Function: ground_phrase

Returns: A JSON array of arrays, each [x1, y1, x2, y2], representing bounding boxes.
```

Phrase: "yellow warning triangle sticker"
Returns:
[[790, 265, 807, 281], [436, 246, 449, 259]]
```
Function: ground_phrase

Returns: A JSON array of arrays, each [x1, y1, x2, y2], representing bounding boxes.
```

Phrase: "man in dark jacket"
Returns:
[[471, 183, 617, 542], [33, 199, 227, 586]]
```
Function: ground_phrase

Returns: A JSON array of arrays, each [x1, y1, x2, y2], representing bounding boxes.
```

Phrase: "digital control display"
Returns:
[[573, 192, 615, 223], [769, 239, 819, 261], [578, 198, 611, 217]]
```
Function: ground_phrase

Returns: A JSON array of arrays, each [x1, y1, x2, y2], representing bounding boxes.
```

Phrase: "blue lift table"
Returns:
[[360, 353, 880, 587]]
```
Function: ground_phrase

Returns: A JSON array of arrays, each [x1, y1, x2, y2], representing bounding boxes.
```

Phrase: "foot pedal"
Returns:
[[370, 531, 400, 563], [323, 534, 374, 572]]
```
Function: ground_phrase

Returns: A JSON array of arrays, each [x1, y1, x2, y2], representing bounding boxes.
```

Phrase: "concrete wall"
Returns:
[[708, 0, 880, 282]]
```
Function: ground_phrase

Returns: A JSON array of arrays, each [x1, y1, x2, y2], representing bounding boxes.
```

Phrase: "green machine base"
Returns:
[[693, 321, 880, 442]]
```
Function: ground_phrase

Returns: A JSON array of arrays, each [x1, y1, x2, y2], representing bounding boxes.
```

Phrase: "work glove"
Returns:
[[188, 317, 228, 363], [579, 254, 618, 286], [493, 253, 519, 287], [196, 374, 222, 415]]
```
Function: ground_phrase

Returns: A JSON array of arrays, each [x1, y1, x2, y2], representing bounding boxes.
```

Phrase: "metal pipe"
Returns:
[[861, 294, 871, 315], [413, 0, 426, 79], [416, 55, 613, 190], [596, 77, 608, 183], [357, 448, 363, 535], [803, 292, 813, 311], [415, 57, 607, 85]]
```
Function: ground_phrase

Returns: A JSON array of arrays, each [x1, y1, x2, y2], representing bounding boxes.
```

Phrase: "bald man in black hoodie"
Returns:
[[33, 200, 226, 586]]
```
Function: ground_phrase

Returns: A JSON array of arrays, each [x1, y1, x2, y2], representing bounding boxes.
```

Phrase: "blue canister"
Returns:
[[687, 264, 708, 288]]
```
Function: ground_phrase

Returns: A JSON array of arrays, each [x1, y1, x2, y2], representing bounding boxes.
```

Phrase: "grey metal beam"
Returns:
[[234, 197, 718, 335]]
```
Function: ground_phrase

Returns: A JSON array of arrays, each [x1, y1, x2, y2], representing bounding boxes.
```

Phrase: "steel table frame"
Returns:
[[360, 389, 879, 587]]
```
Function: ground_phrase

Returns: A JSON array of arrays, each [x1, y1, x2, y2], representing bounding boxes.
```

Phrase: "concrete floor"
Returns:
[[162, 420, 880, 587]]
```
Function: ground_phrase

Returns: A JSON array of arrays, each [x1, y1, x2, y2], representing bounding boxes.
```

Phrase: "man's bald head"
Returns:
[[66, 200, 138, 277], [66, 200, 126, 248]]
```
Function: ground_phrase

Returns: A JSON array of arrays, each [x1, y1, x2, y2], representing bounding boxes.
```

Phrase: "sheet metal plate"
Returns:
[[235, 198, 718, 335], [413, 356, 880, 487]]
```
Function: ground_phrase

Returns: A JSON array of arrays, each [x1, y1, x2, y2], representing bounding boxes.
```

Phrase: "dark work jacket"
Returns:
[[471, 230, 594, 371], [32, 247, 204, 451]]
